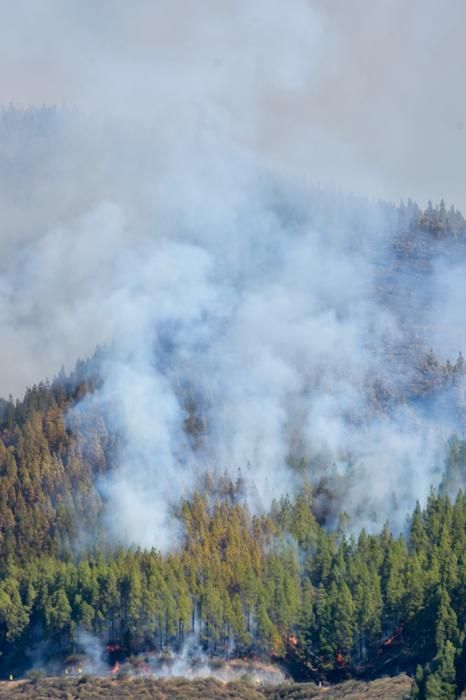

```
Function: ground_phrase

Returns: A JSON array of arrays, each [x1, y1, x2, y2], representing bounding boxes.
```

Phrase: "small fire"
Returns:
[[111, 660, 120, 674], [335, 651, 346, 667], [381, 624, 404, 649]]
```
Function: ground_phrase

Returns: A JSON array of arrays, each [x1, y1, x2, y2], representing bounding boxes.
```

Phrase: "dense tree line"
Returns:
[[0, 466, 466, 694], [0, 353, 109, 562], [398, 197, 466, 238], [0, 359, 465, 696]]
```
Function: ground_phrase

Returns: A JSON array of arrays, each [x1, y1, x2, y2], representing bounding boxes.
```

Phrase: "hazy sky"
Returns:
[[1, 0, 465, 209]]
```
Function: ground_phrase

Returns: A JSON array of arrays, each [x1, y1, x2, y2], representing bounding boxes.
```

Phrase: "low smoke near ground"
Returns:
[[136, 636, 286, 684], [33, 630, 287, 684], [0, 2, 466, 549]]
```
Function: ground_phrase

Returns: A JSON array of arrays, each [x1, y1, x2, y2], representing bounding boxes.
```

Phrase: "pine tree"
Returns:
[[410, 664, 425, 699], [425, 641, 457, 700], [435, 587, 460, 652]]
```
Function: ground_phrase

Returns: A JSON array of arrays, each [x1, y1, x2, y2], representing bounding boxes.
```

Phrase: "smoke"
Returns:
[[1, 0, 465, 208], [1, 3, 466, 548], [76, 630, 107, 675], [118, 635, 287, 684], [58, 152, 460, 547], [428, 258, 466, 359]]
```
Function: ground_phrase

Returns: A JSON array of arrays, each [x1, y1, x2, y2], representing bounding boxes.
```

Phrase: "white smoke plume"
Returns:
[[1, 0, 465, 208], [0, 2, 465, 549], [76, 630, 107, 675], [144, 635, 287, 684]]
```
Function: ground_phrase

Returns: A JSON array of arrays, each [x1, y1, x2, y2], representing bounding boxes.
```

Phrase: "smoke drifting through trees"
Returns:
[[1, 107, 466, 550], [1, 2, 466, 550]]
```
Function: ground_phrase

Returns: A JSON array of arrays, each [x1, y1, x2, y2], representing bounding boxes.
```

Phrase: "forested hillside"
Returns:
[[1, 0, 466, 696], [1, 105, 466, 694], [0, 350, 466, 697]]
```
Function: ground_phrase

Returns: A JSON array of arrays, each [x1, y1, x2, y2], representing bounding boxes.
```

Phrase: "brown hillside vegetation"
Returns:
[[0, 674, 411, 699]]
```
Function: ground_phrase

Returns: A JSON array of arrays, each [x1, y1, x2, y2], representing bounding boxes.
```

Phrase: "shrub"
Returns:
[[26, 668, 45, 683]]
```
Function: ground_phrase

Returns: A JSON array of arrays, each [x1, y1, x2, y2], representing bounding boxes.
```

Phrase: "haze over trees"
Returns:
[[1, 108, 466, 697], [0, 342, 465, 696]]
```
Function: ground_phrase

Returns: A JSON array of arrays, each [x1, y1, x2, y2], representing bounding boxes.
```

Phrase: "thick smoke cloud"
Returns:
[[1, 0, 465, 207], [0, 2, 465, 548]]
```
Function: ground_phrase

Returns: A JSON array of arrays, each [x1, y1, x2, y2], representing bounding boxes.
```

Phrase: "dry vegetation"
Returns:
[[271, 675, 412, 698], [0, 674, 412, 699]]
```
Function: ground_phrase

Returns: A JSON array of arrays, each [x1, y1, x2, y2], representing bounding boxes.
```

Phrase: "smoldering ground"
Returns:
[[0, 2, 466, 549]]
